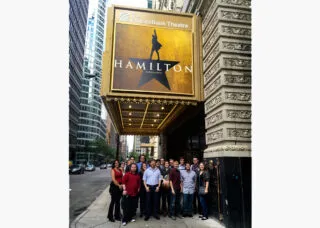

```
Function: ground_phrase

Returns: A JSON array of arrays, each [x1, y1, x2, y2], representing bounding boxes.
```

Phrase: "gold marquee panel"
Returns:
[[101, 5, 203, 135]]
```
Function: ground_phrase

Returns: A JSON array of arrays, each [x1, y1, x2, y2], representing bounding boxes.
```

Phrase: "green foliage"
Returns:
[[128, 150, 150, 162], [87, 138, 116, 162], [144, 151, 150, 161], [128, 151, 139, 161]]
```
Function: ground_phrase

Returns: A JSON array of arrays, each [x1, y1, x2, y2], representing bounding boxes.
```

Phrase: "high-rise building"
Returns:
[[106, 115, 117, 149], [119, 135, 128, 161], [69, 0, 89, 160], [152, 0, 184, 11], [134, 135, 159, 159], [76, 0, 108, 160], [133, 136, 142, 155]]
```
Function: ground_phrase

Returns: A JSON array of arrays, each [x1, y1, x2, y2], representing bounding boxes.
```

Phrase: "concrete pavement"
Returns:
[[70, 186, 225, 228], [69, 168, 111, 222]]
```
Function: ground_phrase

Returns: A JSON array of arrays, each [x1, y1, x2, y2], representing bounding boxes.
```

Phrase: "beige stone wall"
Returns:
[[184, 0, 251, 158]]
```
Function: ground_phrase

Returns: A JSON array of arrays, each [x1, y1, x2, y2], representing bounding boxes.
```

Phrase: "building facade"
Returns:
[[152, 0, 184, 11], [183, 1, 251, 227], [134, 135, 159, 159], [119, 135, 128, 161], [106, 115, 117, 149], [76, 0, 108, 157], [133, 136, 142, 155], [148, 1, 252, 227], [101, 3, 251, 227], [69, 0, 89, 160]]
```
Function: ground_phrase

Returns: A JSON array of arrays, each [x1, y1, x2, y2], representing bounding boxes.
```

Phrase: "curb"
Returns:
[[70, 186, 110, 228]]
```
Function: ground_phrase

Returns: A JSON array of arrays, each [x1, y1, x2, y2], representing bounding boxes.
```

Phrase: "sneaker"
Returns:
[[154, 215, 160, 220], [108, 218, 115, 222], [201, 217, 208, 220], [199, 215, 203, 218], [177, 215, 184, 219], [122, 222, 127, 226], [130, 219, 136, 222], [144, 216, 149, 221], [171, 216, 176, 220]]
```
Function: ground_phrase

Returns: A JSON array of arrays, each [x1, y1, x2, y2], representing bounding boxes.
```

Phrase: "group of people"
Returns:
[[107, 155, 210, 226]]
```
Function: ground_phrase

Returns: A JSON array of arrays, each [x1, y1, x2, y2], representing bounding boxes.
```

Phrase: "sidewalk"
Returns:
[[70, 186, 225, 228]]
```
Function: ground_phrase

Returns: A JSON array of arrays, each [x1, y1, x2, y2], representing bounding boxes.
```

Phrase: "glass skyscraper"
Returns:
[[76, 0, 108, 161], [69, 0, 89, 159]]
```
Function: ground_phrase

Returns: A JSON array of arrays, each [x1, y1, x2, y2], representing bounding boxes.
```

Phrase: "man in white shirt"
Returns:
[[181, 163, 196, 217], [143, 159, 162, 221]]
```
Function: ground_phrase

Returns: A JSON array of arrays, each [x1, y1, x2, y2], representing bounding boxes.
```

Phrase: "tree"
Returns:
[[128, 150, 150, 162], [128, 151, 139, 161], [88, 138, 116, 163]]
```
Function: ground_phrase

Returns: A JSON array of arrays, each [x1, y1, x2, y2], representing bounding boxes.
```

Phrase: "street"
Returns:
[[69, 167, 111, 223]]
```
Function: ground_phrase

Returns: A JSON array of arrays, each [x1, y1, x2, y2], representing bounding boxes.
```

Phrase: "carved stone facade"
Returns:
[[204, 70, 251, 98], [203, 38, 251, 72], [187, 0, 251, 157], [206, 129, 223, 144], [204, 54, 251, 80], [205, 122, 251, 145], [205, 105, 251, 129]]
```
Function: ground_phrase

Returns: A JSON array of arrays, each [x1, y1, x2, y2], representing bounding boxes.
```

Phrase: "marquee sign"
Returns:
[[101, 5, 203, 101], [100, 6, 203, 135]]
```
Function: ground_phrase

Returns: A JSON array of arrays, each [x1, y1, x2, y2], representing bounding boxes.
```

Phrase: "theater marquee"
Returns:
[[102, 5, 203, 101], [101, 6, 203, 135]]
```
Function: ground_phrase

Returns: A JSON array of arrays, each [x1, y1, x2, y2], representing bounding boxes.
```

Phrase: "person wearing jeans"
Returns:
[[197, 162, 210, 220], [191, 157, 201, 215], [143, 159, 162, 221], [138, 162, 147, 217], [169, 161, 183, 220], [160, 161, 171, 216], [181, 162, 196, 217]]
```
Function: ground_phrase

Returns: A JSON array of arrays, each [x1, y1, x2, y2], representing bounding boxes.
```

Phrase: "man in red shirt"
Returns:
[[122, 163, 141, 226]]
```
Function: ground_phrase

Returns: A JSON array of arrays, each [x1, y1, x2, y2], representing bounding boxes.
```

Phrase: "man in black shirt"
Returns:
[[160, 161, 171, 216], [169, 161, 183, 220]]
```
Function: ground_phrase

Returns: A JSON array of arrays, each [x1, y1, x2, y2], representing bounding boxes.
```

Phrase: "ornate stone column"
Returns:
[[199, 0, 252, 157]]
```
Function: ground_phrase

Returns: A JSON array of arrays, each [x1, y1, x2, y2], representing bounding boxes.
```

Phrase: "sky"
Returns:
[[105, 0, 148, 152]]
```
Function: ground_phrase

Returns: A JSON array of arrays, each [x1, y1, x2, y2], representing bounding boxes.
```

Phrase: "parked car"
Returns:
[[79, 164, 85, 173], [107, 163, 112, 168], [100, 163, 107, 169], [69, 164, 84, 174], [85, 164, 95, 171]]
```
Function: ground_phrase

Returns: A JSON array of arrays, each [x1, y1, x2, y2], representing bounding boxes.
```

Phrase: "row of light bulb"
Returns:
[[126, 105, 165, 127]]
